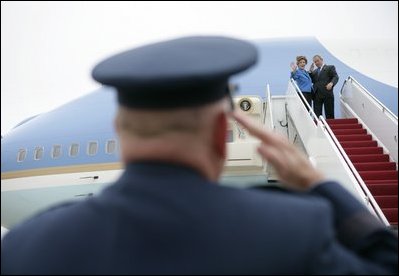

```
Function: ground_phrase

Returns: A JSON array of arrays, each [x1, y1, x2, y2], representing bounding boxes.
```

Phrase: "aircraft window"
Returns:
[[106, 140, 116, 154], [34, 147, 44, 160], [17, 149, 27, 162], [87, 141, 98, 156], [52, 145, 62, 159], [69, 143, 79, 157]]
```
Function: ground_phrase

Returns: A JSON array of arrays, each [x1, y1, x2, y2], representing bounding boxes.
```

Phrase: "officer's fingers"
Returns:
[[257, 144, 286, 170], [232, 111, 282, 147], [232, 111, 268, 141], [258, 145, 305, 186], [260, 143, 305, 172]]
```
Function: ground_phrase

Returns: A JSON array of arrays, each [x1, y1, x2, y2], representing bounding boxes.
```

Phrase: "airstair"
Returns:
[[222, 76, 397, 226], [284, 76, 398, 227], [326, 118, 397, 225]]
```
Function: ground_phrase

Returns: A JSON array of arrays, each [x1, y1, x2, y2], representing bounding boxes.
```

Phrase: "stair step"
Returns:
[[327, 118, 358, 124], [345, 147, 383, 155], [329, 124, 362, 130], [354, 162, 397, 171], [333, 129, 367, 135], [374, 195, 398, 208], [366, 179, 398, 185], [367, 184, 398, 195], [349, 154, 390, 163], [336, 134, 372, 141], [342, 141, 377, 148], [382, 208, 398, 224], [359, 170, 398, 180]]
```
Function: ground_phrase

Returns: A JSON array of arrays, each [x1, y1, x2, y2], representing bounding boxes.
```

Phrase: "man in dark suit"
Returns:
[[2, 37, 397, 275], [309, 54, 339, 119]]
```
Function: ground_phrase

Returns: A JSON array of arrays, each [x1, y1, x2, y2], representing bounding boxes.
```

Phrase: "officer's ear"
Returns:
[[114, 113, 121, 135], [213, 112, 227, 159]]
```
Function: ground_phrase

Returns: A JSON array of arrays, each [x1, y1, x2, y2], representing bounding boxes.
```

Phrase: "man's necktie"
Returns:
[[316, 67, 320, 76]]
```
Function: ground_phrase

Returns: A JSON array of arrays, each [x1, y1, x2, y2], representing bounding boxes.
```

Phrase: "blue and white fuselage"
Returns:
[[2, 37, 397, 229]]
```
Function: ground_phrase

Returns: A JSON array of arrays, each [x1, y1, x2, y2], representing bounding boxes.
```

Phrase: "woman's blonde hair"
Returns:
[[296, 56, 307, 65]]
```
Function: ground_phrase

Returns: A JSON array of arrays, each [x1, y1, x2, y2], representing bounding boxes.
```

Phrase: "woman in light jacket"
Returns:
[[290, 55, 313, 107]]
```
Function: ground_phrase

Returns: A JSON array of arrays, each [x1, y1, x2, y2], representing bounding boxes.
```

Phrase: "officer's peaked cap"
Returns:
[[92, 36, 257, 109]]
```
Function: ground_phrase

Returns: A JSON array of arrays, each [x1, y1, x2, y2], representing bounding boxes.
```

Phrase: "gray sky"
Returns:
[[1, 1, 398, 135]]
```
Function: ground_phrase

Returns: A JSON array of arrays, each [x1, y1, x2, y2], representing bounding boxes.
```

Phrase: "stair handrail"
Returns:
[[266, 84, 275, 130], [290, 78, 318, 125], [319, 116, 390, 226], [341, 76, 398, 121]]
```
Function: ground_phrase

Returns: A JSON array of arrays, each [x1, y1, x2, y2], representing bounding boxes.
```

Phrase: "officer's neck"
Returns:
[[119, 134, 223, 182]]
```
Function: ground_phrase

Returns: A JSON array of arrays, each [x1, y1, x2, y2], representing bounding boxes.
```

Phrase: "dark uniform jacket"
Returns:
[[2, 162, 397, 274]]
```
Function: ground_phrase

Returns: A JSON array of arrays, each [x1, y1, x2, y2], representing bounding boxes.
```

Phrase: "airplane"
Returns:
[[2, 36, 398, 235]]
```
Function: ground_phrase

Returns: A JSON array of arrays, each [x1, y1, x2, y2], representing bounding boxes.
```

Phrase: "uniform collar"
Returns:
[[123, 161, 208, 182]]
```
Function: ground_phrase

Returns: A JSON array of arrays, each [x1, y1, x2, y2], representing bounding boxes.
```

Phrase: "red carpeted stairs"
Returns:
[[327, 118, 398, 226]]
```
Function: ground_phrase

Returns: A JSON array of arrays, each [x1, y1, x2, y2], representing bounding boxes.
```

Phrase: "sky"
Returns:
[[1, 1, 398, 135]]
